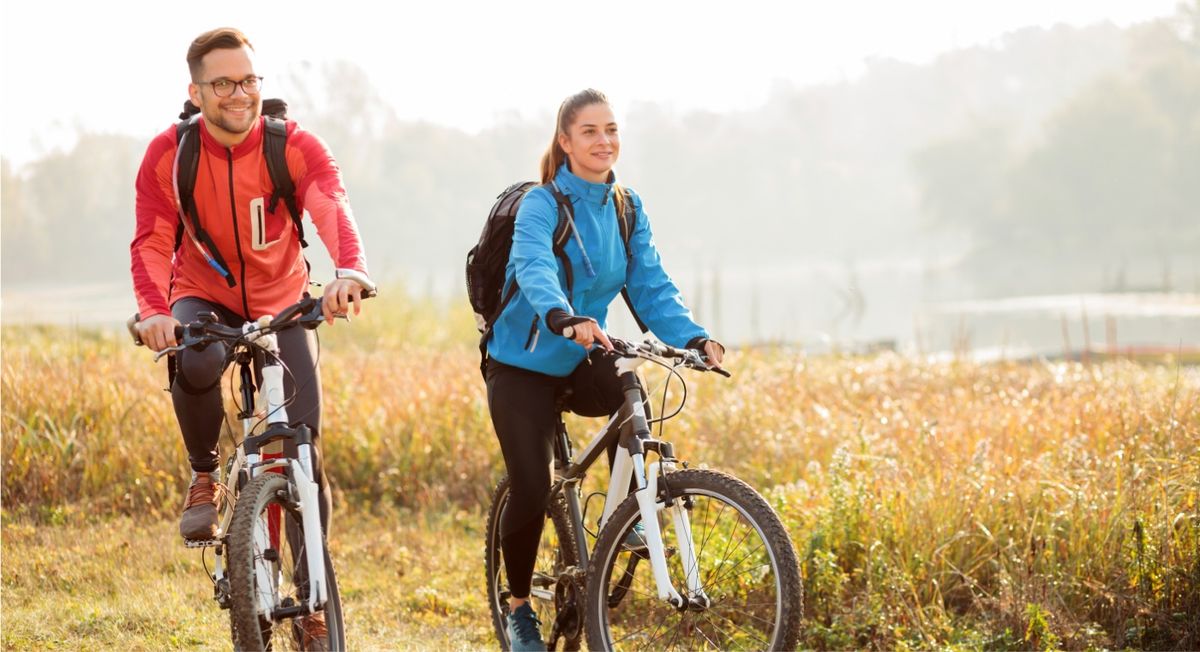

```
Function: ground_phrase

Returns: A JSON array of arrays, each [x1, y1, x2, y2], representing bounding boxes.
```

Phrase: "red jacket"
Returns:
[[131, 116, 368, 319]]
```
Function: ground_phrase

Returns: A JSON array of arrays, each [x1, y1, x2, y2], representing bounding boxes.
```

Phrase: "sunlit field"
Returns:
[[3, 296, 1197, 650]]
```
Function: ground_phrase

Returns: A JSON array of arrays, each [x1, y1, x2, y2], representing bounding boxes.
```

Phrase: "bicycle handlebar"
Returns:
[[127, 293, 367, 353], [608, 336, 732, 378]]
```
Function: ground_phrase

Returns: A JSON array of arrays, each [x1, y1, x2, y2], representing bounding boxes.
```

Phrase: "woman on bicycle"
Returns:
[[485, 88, 724, 651]]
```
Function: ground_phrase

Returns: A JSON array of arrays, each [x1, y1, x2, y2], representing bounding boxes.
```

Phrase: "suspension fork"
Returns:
[[611, 370, 690, 608], [241, 335, 327, 614]]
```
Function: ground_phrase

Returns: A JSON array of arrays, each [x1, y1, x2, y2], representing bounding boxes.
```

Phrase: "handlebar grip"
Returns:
[[127, 312, 187, 348], [562, 325, 575, 339], [712, 367, 733, 378], [126, 313, 143, 346]]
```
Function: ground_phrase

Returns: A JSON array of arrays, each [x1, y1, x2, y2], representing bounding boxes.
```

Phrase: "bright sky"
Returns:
[[0, 0, 1180, 167]]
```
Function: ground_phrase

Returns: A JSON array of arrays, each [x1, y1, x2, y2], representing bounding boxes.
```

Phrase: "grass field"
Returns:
[[3, 298, 1198, 649]]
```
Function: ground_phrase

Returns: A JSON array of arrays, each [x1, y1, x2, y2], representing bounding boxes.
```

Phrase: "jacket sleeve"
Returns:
[[511, 189, 573, 321], [623, 190, 709, 348], [287, 124, 369, 275], [130, 129, 180, 318]]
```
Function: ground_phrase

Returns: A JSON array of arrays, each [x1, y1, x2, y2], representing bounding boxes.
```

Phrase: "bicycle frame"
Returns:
[[550, 349, 708, 610]]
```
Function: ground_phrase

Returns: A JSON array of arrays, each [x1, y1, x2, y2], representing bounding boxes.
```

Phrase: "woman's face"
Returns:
[[559, 102, 620, 184]]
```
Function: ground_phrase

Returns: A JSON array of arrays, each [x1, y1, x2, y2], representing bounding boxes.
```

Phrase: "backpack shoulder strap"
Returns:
[[617, 187, 637, 257], [174, 115, 237, 288], [173, 117, 198, 253], [545, 183, 576, 306], [262, 116, 306, 248], [617, 188, 649, 333]]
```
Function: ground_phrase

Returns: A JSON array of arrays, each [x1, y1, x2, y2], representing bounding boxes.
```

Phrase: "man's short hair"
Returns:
[[187, 28, 254, 80]]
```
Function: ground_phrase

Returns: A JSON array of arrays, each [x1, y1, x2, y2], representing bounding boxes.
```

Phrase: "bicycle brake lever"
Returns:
[[152, 343, 187, 362]]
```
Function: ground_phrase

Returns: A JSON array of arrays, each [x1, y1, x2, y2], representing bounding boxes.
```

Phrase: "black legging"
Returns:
[[171, 296, 331, 529], [486, 349, 639, 599]]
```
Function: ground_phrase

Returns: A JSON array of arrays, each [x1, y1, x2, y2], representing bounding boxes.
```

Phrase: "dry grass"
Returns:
[[0, 506, 493, 650], [3, 297, 1198, 649]]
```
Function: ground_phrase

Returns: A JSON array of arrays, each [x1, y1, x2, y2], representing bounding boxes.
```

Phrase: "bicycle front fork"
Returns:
[[607, 380, 709, 609]]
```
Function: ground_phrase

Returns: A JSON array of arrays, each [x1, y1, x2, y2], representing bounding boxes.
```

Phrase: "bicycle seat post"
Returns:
[[553, 413, 572, 471], [553, 390, 573, 470]]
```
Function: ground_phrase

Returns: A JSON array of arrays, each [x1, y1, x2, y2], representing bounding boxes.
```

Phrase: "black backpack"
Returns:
[[465, 182, 648, 361], [174, 98, 306, 288]]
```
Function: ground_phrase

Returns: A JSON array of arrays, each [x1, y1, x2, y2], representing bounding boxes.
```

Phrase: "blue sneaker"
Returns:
[[505, 602, 546, 651], [623, 521, 648, 553]]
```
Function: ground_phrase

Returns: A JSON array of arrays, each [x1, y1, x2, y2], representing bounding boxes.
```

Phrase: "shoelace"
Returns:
[[185, 477, 216, 508], [510, 608, 542, 643]]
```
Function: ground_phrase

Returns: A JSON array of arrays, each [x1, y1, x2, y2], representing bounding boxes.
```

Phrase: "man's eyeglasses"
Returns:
[[196, 76, 264, 97]]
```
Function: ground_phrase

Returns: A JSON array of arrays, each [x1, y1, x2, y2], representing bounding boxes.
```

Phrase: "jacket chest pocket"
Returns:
[[249, 196, 288, 250]]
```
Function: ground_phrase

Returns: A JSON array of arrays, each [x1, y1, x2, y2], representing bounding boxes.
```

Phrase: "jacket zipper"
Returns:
[[227, 149, 252, 319], [524, 314, 540, 352]]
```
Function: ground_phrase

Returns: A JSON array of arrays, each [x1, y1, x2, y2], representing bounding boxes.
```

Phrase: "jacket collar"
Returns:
[[199, 116, 264, 159], [555, 161, 615, 205]]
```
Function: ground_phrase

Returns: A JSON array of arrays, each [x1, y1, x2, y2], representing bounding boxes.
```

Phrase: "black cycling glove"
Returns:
[[686, 336, 726, 356], [546, 308, 594, 336]]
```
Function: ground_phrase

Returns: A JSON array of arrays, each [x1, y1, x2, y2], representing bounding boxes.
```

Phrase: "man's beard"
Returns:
[[205, 102, 259, 135]]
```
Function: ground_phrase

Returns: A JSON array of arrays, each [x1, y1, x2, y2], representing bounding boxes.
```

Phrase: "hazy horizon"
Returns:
[[3, 1, 1197, 354]]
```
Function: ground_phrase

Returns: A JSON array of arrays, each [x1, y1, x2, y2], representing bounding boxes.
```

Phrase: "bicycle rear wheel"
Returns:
[[485, 475, 582, 651], [585, 469, 802, 651], [227, 471, 345, 651]]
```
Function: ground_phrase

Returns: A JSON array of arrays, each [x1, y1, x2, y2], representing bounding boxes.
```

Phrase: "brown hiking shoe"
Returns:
[[179, 471, 218, 540], [297, 612, 329, 651]]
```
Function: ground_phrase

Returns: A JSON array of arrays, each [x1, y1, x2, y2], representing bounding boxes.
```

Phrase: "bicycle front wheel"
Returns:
[[227, 471, 345, 651], [485, 475, 582, 651], [585, 469, 802, 651]]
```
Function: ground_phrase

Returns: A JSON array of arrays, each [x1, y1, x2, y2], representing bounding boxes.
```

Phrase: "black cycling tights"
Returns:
[[486, 350, 641, 599], [171, 297, 330, 529]]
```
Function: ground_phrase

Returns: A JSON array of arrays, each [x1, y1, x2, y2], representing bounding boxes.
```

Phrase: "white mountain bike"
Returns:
[[129, 273, 374, 650], [484, 337, 802, 651]]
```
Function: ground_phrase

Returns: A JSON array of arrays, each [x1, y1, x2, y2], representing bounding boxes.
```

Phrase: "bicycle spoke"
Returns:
[[699, 515, 755, 589], [611, 610, 670, 646], [698, 539, 768, 590], [693, 497, 725, 564], [704, 594, 782, 635], [699, 606, 772, 647], [688, 617, 726, 650]]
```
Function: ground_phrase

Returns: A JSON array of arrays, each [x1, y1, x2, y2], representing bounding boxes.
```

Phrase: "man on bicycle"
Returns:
[[130, 27, 371, 557]]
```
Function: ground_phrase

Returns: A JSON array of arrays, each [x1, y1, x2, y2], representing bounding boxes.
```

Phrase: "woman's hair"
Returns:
[[187, 27, 254, 81], [539, 88, 626, 217]]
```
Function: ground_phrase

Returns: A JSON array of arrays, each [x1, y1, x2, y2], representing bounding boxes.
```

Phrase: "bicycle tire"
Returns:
[[584, 469, 802, 651], [227, 471, 346, 651], [485, 475, 583, 651]]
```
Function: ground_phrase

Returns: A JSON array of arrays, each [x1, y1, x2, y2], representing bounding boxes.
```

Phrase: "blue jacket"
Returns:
[[487, 163, 708, 376]]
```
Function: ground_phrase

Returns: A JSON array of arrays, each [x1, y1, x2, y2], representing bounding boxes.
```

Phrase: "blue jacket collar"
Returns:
[[555, 161, 615, 205]]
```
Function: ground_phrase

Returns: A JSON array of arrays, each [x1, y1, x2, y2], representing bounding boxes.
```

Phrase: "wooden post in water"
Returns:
[[1080, 300, 1091, 366], [1060, 314, 1072, 361], [1106, 316, 1117, 359]]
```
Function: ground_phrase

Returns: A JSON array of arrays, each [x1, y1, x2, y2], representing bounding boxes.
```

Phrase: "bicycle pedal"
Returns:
[[184, 538, 222, 548]]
